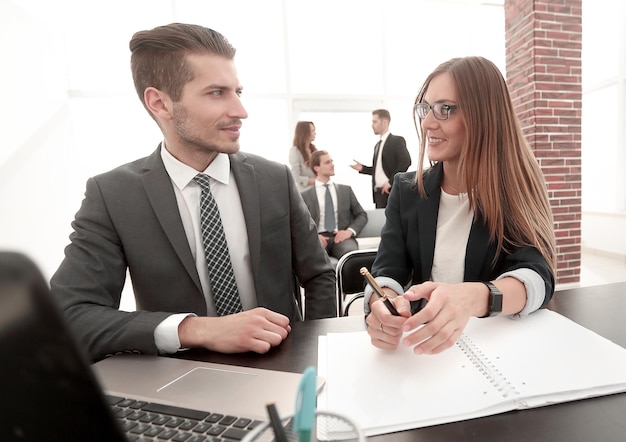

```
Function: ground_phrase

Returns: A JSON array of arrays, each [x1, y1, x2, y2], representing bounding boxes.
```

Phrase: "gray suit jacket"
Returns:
[[300, 183, 368, 235], [50, 146, 336, 361]]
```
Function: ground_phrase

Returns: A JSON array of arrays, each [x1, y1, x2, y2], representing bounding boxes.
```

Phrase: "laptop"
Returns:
[[93, 353, 315, 421], [0, 252, 320, 441]]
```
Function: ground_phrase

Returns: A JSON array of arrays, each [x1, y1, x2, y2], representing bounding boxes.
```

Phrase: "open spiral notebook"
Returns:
[[318, 309, 626, 437]]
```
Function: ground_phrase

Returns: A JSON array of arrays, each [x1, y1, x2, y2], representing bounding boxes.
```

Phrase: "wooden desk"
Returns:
[[181, 282, 626, 441]]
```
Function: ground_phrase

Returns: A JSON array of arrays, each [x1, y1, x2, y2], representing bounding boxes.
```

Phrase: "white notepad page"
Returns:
[[318, 310, 626, 436]]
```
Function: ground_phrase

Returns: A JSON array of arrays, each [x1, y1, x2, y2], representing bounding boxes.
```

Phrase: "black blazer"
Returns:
[[360, 133, 411, 196], [373, 162, 555, 309]]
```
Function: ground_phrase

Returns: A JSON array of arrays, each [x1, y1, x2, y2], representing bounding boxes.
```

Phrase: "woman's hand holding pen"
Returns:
[[401, 278, 527, 354], [400, 281, 479, 355], [367, 281, 491, 354], [365, 290, 411, 350]]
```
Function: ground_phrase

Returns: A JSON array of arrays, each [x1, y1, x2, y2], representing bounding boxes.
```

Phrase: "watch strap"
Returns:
[[480, 281, 503, 318]]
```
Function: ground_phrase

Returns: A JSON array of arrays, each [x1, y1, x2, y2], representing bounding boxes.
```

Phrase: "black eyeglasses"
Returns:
[[414, 102, 458, 121]]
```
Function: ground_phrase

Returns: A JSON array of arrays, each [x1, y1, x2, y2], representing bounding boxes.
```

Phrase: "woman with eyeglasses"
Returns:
[[364, 56, 556, 355]]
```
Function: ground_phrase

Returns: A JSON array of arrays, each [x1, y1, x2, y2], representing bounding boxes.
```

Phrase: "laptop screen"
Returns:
[[0, 252, 125, 441]]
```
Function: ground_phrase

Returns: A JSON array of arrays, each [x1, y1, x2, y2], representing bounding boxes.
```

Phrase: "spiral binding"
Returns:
[[457, 334, 520, 398]]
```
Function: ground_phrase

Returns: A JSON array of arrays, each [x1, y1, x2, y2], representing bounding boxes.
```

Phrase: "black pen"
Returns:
[[360, 267, 400, 316], [266, 402, 288, 442]]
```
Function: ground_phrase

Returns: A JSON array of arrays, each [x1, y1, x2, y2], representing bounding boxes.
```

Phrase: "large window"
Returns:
[[4, 0, 625, 277], [582, 0, 626, 212]]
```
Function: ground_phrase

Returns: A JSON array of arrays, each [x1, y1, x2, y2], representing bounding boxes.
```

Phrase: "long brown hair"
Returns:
[[414, 56, 556, 275], [292, 121, 317, 165]]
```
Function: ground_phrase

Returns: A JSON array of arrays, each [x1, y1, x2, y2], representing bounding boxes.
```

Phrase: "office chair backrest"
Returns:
[[335, 249, 377, 316], [359, 209, 386, 239]]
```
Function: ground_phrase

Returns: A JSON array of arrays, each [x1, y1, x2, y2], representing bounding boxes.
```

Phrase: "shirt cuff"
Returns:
[[154, 313, 197, 354], [363, 276, 404, 315], [496, 268, 546, 317], [348, 227, 357, 237]]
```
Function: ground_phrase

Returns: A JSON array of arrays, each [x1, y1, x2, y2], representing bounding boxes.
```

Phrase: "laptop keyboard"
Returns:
[[107, 395, 265, 441]]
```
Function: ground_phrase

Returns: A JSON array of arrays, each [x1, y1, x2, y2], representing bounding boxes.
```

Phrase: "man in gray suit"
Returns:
[[301, 151, 368, 261], [50, 23, 336, 362]]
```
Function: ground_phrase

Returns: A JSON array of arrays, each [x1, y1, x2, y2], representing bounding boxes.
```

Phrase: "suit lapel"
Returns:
[[465, 216, 490, 280], [417, 164, 443, 280], [141, 146, 202, 291], [230, 154, 261, 278], [335, 184, 348, 228], [304, 188, 320, 224]]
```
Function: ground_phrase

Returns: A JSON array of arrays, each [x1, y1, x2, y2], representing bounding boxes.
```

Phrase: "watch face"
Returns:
[[491, 292, 503, 315]]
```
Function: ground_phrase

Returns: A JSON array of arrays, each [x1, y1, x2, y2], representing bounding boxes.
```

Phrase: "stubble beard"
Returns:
[[172, 104, 240, 156]]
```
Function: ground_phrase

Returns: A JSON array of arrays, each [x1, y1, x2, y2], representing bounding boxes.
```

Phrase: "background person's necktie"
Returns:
[[373, 139, 382, 165], [194, 174, 243, 316], [324, 183, 336, 232]]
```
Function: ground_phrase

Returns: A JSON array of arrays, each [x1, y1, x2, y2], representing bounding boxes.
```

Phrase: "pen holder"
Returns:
[[242, 411, 365, 442]]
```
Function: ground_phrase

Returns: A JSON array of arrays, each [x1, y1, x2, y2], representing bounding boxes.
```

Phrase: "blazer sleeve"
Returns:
[[281, 170, 336, 319], [50, 176, 174, 361], [359, 165, 374, 176], [358, 143, 376, 176], [371, 174, 417, 287]]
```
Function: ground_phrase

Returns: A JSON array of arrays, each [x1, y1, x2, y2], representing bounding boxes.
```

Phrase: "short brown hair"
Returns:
[[372, 109, 391, 122], [129, 23, 236, 112], [309, 150, 329, 174]]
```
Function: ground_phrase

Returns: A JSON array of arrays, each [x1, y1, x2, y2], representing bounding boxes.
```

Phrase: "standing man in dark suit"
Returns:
[[50, 23, 336, 362], [351, 109, 411, 208], [301, 151, 368, 262]]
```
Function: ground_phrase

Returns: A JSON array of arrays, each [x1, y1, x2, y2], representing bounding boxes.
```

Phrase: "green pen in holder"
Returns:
[[294, 366, 317, 442], [242, 366, 364, 442]]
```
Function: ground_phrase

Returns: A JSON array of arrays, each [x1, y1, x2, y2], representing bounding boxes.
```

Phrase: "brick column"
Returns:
[[504, 0, 582, 285]]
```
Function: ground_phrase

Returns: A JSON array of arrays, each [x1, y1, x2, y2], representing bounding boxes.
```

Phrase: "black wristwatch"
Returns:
[[480, 281, 503, 318]]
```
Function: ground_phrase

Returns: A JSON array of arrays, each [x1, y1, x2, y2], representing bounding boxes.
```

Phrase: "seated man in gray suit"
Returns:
[[50, 23, 336, 362], [301, 150, 368, 262]]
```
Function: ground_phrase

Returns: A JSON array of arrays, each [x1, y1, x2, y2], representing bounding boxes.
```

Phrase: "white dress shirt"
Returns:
[[431, 190, 473, 283], [374, 131, 390, 189], [154, 145, 257, 353]]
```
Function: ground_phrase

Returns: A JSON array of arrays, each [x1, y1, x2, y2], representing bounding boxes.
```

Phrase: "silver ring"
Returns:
[[379, 323, 384, 333]]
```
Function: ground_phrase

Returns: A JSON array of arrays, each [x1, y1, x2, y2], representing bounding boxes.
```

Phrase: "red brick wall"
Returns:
[[504, 0, 582, 285]]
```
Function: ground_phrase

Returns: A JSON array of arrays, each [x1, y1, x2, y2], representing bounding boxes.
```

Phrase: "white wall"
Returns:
[[582, 213, 626, 260], [1, 0, 625, 283], [581, 0, 626, 257], [1, 0, 508, 281]]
